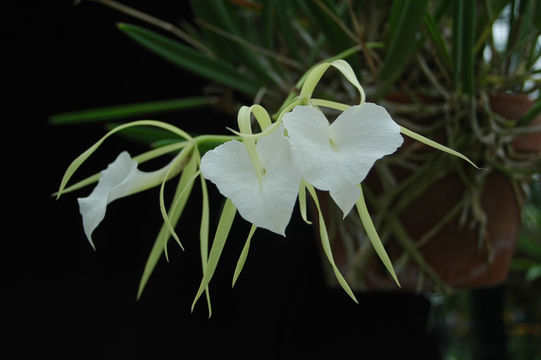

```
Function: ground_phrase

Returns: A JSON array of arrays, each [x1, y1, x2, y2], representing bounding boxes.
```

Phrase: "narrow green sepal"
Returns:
[[400, 126, 479, 169], [232, 225, 257, 288], [136, 152, 198, 300], [159, 145, 197, 256], [305, 184, 358, 303], [197, 147, 212, 318], [298, 180, 312, 225], [356, 185, 400, 287], [191, 199, 237, 312]]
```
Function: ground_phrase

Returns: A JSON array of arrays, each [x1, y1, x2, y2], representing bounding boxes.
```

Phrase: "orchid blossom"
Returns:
[[58, 60, 478, 314], [78, 150, 188, 249], [200, 124, 301, 236], [283, 103, 403, 217]]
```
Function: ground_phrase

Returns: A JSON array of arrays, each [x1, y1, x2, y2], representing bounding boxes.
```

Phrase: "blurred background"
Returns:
[[8, 1, 540, 359]]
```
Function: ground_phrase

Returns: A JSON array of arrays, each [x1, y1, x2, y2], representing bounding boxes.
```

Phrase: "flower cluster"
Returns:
[[57, 60, 476, 315]]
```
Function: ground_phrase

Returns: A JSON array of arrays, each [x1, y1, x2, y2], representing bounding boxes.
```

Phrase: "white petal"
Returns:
[[283, 106, 340, 190], [283, 106, 359, 216], [78, 151, 177, 248], [330, 103, 403, 185], [78, 152, 135, 248], [200, 128, 300, 235], [329, 181, 360, 218]]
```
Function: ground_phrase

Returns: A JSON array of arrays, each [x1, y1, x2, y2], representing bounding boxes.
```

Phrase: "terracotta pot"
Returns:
[[315, 93, 539, 292], [489, 93, 541, 153]]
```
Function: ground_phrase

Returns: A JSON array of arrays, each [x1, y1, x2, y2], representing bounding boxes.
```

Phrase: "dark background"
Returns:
[[8, 1, 439, 358]]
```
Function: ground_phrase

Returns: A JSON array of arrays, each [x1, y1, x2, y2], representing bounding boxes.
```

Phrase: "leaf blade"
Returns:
[[49, 97, 217, 125], [377, 0, 430, 94], [461, 0, 476, 95], [423, 11, 452, 70], [117, 23, 260, 95]]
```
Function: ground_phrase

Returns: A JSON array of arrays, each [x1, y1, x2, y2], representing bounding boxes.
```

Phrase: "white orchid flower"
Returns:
[[56, 120, 195, 251], [283, 104, 403, 217], [200, 124, 301, 236], [78, 150, 187, 249]]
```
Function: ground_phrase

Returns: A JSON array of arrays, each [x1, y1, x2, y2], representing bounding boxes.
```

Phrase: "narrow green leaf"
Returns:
[[475, 0, 508, 49], [261, 0, 274, 50], [301, 0, 354, 56], [434, 0, 452, 22], [525, 32, 541, 70], [260, 0, 287, 77], [189, 0, 249, 62], [356, 185, 400, 287], [117, 23, 259, 95], [461, 0, 476, 95], [191, 199, 237, 312], [49, 97, 217, 125], [516, 0, 534, 46], [305, 33, 327, 66], [211, 0, 243, 35], [535, 0, 541, 32], [386, 0, 407, 41], [275, 1, 301, 61], [305, 184, 358, 303], [137, 153, 198, 299], [232, 225, 257, 287], [423, 11, 452, 70], [452, 0, 464, 91], [190, 0, 280, 86], [400, 126, 479, 168], [378, 0, 430, 94], [194, 18, 290, 86]]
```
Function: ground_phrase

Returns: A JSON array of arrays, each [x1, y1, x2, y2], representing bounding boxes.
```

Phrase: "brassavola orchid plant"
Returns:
[[57, 60, 477, 316]]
